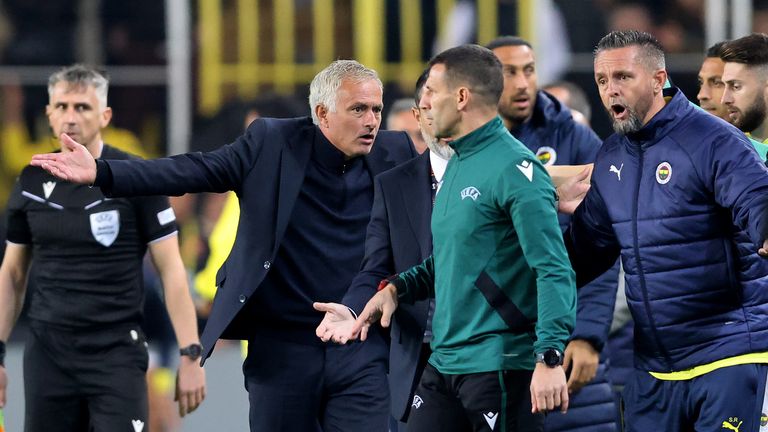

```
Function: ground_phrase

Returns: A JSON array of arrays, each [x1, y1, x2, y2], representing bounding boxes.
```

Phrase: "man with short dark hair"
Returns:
[[350, 44, 576, 432], [567, 30, 768, 431], [0, 64, 206, 431], [30, 60, 418, 432], [720, 33, 768, 161], [696, 41, 730, 121], [487, 35, 619, 432]]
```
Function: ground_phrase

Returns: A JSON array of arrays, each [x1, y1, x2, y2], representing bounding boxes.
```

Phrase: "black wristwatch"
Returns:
[[179, 343, 203, 360], [535, 349, 564, 367]]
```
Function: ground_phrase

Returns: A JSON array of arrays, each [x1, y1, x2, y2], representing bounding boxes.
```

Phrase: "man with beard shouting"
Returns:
[[565, 30, 768, 431]]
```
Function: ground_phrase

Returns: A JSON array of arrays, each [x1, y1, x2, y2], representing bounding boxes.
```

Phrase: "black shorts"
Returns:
[[24, 322, 149, 432], [406, 364, 544, 432]]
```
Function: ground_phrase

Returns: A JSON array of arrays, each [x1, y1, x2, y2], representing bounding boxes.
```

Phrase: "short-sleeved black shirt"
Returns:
[[6, 145, 178, 327]]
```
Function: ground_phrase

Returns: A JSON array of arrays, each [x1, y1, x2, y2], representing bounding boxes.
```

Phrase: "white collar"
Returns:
[[429, 151, 449, 182], [429, 151, 450, 191]]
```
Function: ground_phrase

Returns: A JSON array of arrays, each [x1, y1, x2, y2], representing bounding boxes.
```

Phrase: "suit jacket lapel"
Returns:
[[398, 153, 433, 257], [274, 125, 314, 251], [365, 131, 402, 176], [364, 151, 387, 177]]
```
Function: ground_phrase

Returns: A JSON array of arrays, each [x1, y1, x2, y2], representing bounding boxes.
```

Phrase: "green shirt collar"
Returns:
[[449, 116, 507, 159]]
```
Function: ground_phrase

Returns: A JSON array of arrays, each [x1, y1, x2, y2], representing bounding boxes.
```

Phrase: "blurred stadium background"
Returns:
[[0, 1, 763, 430]]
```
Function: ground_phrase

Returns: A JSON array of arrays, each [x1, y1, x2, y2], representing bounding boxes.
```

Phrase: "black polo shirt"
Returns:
[[5, 144, 178, 328]]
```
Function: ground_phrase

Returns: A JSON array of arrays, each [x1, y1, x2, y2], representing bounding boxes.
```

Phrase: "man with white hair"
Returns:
[[30, 60, 418, 432], [315, 69, 455, 431]]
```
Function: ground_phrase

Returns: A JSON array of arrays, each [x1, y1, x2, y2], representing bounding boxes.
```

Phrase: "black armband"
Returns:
[[0, 340, 6, 367]]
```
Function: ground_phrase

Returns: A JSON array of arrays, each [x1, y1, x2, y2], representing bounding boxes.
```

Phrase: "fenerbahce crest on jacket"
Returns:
[[90, 210, 120, 246]]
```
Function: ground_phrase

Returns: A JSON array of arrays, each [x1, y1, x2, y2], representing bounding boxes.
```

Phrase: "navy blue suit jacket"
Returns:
[[343, 151, 433, 422], [95, 116, 417, 362]]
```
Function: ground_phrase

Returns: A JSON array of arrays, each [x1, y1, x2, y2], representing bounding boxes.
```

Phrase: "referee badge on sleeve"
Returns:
[[157, 207, 176, 225], [90, 210, 120, 247]]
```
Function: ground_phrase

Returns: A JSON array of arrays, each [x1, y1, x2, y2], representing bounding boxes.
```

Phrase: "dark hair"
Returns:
[[720, 33, 768, 66], [542, 81, 592, 122], [706, 41, 728, 58], [414, 68, 430, 106], [485, 36, 532, 51], [595, 30, 666, 70], [427, 44, 503, 107]]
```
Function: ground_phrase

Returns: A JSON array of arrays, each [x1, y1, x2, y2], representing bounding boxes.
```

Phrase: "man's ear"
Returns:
[[411, 106, 420, 123], [653, 69, 668, 94], [100, 107, 113, 129], [762, 77, 768, 101], [456, 87, 470, 111], [315, 104, 329, 128]]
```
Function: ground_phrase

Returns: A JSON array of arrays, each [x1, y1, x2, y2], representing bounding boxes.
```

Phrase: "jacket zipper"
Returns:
[[442, 158, 458, 216], [633, 144, 673, 370]]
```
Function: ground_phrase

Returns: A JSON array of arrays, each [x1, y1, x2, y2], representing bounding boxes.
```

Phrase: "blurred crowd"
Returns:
[[2, 1, 768, 431]]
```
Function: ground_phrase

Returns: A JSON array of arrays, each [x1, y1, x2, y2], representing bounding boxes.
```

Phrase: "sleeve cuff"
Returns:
[[392, 277, 412, 303], [94, 159, 113, 189]]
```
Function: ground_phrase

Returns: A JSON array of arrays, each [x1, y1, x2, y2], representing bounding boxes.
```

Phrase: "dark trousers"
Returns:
[[243, 331, 389, 432], [392, 342, 433, 431], [406, 364, 544, 432], [24, 322, 149, 432], [622, 364, 768, 431]]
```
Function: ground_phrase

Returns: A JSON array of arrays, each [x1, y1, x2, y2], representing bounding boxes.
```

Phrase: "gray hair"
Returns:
[[594, 30, 666, 71], [308, 60, 382, 125], [48, 64, 109, 110], [386, 98, 415, 129]]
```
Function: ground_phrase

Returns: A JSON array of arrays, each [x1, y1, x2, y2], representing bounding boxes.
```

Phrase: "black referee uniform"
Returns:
[[6, 145, 178, 432]]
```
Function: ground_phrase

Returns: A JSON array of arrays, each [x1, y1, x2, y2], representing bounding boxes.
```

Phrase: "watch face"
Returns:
[[535, 349, 563, 366], [544, 349, 563, 367], [182, 344, 203, 358]]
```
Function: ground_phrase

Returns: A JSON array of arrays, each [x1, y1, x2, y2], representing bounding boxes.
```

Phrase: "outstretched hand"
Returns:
[[556, 166, 591, 215], [350, 284, 398, 341], [313, 302, 356, 344], [30, 133, 97, 184]]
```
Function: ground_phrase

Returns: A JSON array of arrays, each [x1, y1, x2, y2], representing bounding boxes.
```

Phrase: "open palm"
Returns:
[[314, 302, 356, 344]]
